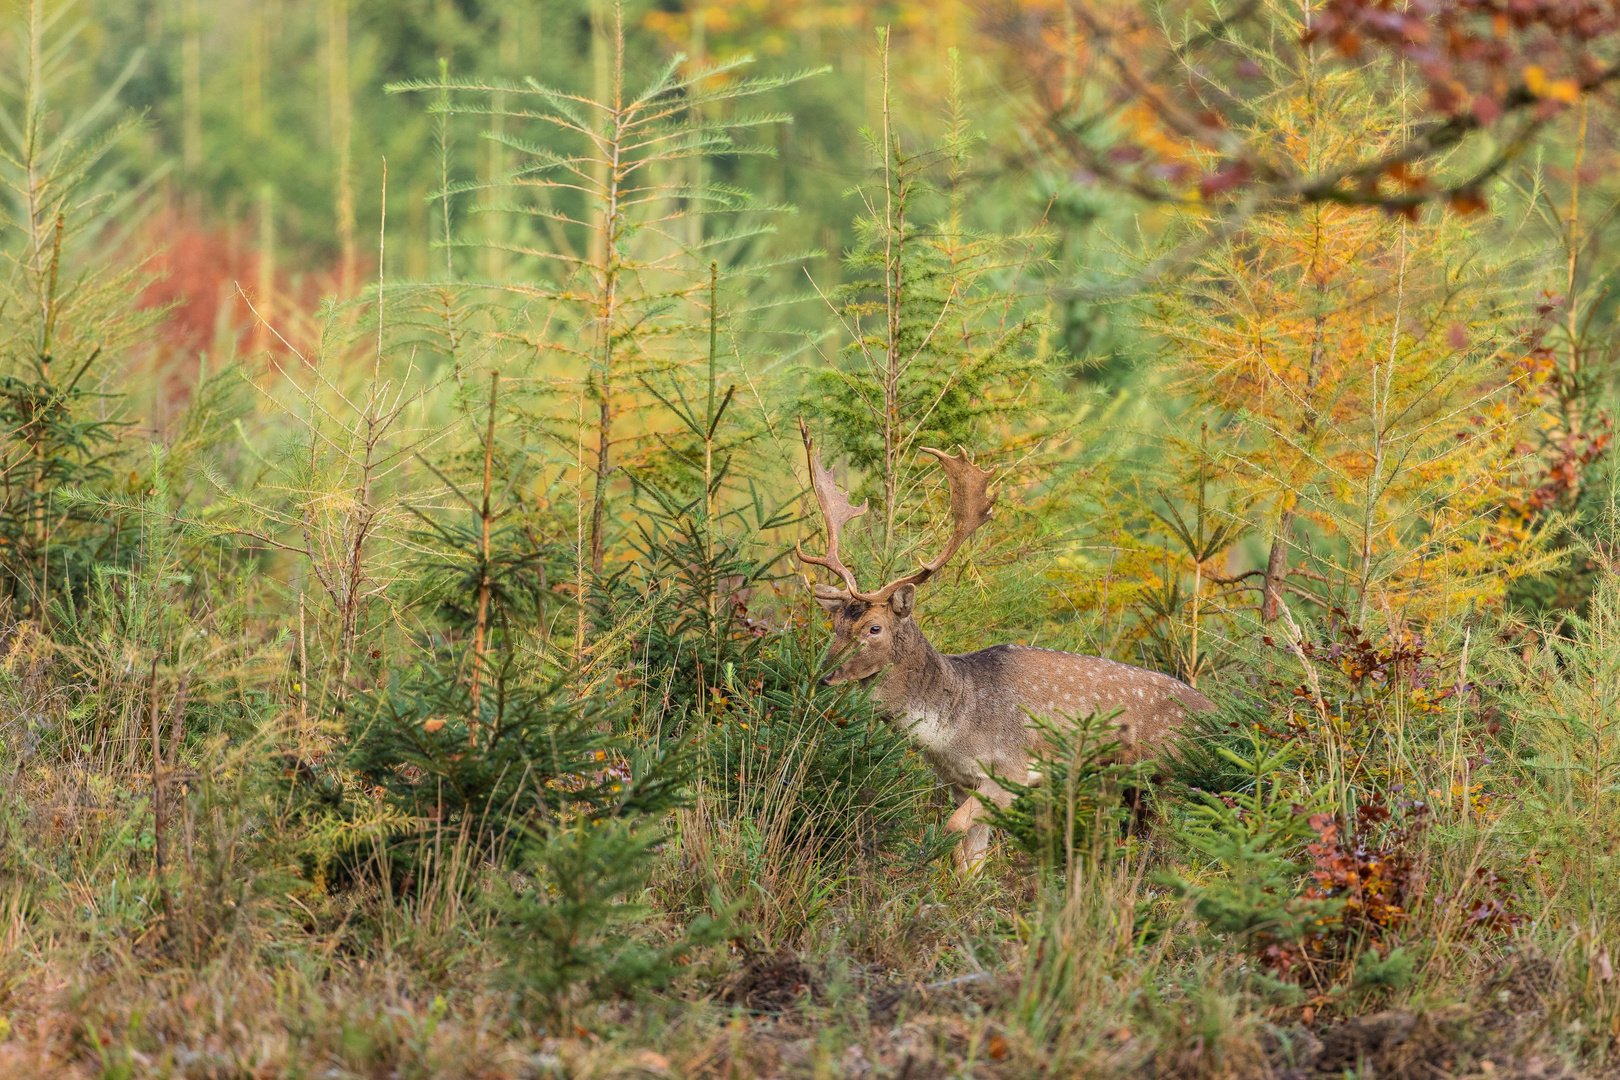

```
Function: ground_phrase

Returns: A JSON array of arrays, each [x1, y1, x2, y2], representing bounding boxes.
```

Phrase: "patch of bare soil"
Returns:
[[867, 982, 913, 1028], [1267, 955, 1583, 1080], [1488, 955, 1559, 1017], [696, 953, 1589, 1080], [1309, 1007, 1469, 1077], [724, 949, 821, 1014], [865, 972, 1011, 1029]]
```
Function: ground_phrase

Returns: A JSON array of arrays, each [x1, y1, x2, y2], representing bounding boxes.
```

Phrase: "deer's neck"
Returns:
[[872, 623, 968, 750]]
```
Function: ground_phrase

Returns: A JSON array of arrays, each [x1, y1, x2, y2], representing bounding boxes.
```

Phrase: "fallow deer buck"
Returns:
[[796, 421, 1213, 874]]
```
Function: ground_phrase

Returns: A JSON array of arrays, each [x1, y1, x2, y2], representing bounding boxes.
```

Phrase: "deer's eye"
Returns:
[[868, 624, 882, 635]]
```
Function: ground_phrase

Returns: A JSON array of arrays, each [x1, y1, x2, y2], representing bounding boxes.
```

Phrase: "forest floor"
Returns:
[[0, 836, 1604, 1080]]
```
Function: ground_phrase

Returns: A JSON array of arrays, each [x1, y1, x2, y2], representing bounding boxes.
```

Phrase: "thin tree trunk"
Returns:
[[243, 6, 265, 140], [1562, 96, 1587, 444], [326, 0, 355, 295], [1189, 557, 1202, 687], [148, 659, 173, 931], [472, 371, 498, 714], [878, 33, 903, 556], [167, 675, 189, 770], [1266, 207, 1328, 625], [298, 591, 308, 723], [704, 263, 718, 624], [336, 390, 382, 697], [32, 215, 62, 573], [588, 0, 610, 275], [181, 0, 202, 180], [253, 184, 275, 355], [575, 385, 587, 659], [589, 395, 612, 574], [1261, 508, 1294, 622], [1357, 220, 1407, 624], [586, 2, 621, 577]]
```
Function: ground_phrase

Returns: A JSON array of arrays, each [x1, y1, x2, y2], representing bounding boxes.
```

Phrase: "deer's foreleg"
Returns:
[[948, 780, 1013, 876]]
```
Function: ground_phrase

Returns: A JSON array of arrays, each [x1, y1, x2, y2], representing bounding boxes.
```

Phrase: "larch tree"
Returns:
[[802, 40, 1054, 580], [1143, 11, 1556, 630], [391, 5, 818, 654]]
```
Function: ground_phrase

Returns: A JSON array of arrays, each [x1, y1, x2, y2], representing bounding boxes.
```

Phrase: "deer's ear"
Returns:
[[814, 596, 844, 614], [889, 583, 917, 618]]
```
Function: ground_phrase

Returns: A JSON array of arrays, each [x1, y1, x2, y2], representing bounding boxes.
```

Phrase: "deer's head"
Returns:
[[795, 419, 996, 687]]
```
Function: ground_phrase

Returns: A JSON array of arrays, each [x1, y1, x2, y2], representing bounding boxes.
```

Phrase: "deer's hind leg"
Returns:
[[948, 780, 1013, 876]]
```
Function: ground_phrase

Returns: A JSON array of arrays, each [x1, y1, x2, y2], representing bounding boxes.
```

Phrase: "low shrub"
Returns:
[[979, 709, 1141, 871]]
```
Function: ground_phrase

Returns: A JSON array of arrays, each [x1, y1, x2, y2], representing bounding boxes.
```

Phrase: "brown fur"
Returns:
[[819, 586, 1212, 872]]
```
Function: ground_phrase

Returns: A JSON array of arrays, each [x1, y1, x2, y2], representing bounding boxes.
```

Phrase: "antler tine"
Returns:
[[868, 446, 996, 600], [795, 418, 868, 598]]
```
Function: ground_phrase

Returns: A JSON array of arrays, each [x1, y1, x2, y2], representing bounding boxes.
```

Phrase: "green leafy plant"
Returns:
[[390, 18, 820, 586], [980, 710, 1142, 872], [622, 457, 933, 865], [1134, 435, 1252, 685], [0, 7, 158, 620], [619, 268, 936, 867], [801, 41, 1051, 566], [344, 657, 691, 859], [1163, 732, 1338, 978], [492, 814, 728, 1030], [1158, 692, 1295, 802]]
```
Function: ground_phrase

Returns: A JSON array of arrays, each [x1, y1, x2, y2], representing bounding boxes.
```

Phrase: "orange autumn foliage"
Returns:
[[1143, 32, 1556, 625]]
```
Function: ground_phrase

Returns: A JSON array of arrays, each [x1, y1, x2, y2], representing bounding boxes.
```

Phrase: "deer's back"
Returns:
[[950, 644, 1212, 762]]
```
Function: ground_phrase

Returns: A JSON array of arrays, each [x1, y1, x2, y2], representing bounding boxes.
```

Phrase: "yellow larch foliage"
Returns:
[[1143, 28, 1554, 627]]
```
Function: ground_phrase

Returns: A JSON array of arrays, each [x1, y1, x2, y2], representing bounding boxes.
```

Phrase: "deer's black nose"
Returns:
[[819, 675, 833, 687]]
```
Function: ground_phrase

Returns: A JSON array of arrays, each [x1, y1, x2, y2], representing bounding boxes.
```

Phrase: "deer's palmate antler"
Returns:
[[795, 417, 869, 599], [796, 417, 995, 602], [796, 419, 1214, 878]]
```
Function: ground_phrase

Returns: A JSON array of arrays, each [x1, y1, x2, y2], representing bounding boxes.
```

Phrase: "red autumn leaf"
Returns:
[[1199, 161, 1250, 198], [1387, 161, 1430, 191]]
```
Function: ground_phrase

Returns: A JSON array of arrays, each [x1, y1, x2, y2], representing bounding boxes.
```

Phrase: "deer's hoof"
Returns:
[[953, 847, 990, 877]]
